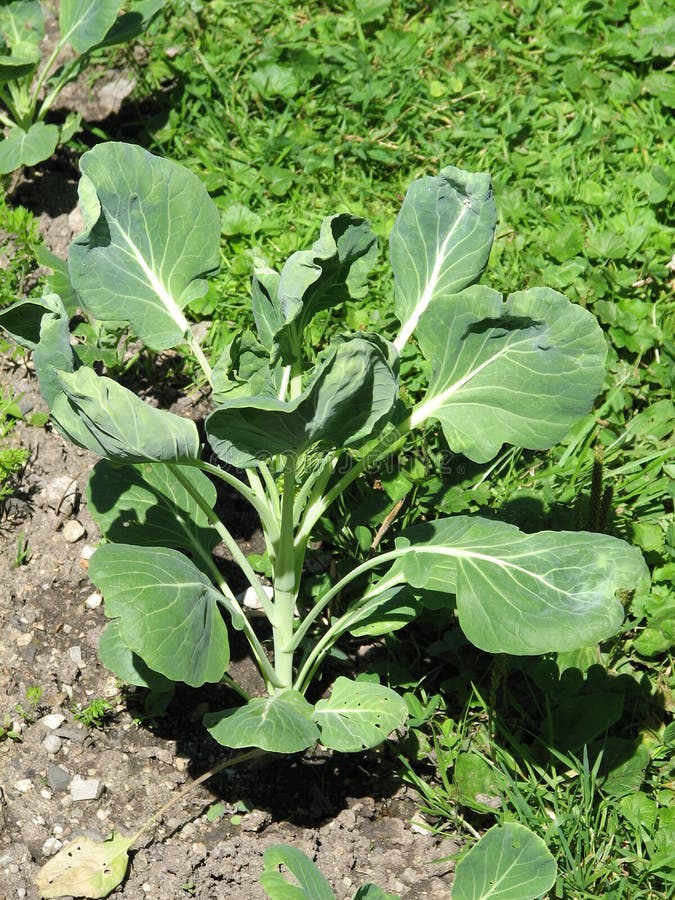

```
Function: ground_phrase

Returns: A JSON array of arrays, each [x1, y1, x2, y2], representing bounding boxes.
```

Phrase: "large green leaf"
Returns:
[[69, 142, 221, 350], [0, 123, 59, 173], [273, 214, 378, 362], [411, 286, 607, 462], [87, 460, 219, 553], [312, 677, 408, 752], [452, 823, 556, 900], [59, 0, 124, 54], [0, 293, 65, 350], [0, 0, 43, 60], [204, 691, 319, 752], [95, 0, 165, 49], [50, 367, 200, 462], [98, 620, 174, 692], [390, 166, 496, 349], [206, 334, 398, 466], [390, 516, 648, 655], [251, 261, 283, 350], [90, 544, 229, 687]]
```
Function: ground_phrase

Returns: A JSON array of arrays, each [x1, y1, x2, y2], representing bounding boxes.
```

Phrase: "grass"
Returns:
[[0, 0, 673, 894]]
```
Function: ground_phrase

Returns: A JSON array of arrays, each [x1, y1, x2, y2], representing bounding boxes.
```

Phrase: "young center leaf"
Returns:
[[391, 166, 496, 350], [204, 691, 319, 753], [69, 142, 221, 350], [410, 285, 608, 462], [51, 368, 200, 462], [89, 544, 229, 686], [389, 516, 649, 655], [206, 334, 398, 466], [272, 214, 378, 362]]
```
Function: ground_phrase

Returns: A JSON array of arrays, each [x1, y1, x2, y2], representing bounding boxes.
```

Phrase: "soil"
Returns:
[[0, 41, 460, 900]]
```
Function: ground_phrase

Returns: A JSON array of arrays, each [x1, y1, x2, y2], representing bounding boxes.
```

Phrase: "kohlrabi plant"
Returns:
[[0, 1, 164, 174], [0, 142, 649, 759]]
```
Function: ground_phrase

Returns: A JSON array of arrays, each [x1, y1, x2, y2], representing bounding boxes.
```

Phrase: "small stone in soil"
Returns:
[[47, 764, 71, 792], [40, 713, 66, 731], [42, 734, 62, 754], [84, 591, 102, 609], [13, 779, 32, 794], [62, 519, 85, 543], [70, 775, 103, 802], [41, 837, 63, 857]]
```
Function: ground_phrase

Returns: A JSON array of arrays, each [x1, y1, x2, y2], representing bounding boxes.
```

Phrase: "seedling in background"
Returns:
[[0, 142, 648, 897], [0, 1, 164, 174]]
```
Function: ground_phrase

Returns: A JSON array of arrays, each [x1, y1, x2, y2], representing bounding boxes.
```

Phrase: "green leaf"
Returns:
[[251, 261, 283, 349], [35, 831, 133, 899], [274, 214, 378, 362], [95, 0, 165, 49], [59, 0, 124, 54], [352, 886, 399, 900], [452, 823, 556, 900], [390, 166, 496, 349], [345, 586, 418, 637], [99, 620, 174, 692], [250, 64, 299, 100], [221, 203, 261, 236], [455, 752, 504, 813], [69, 143, 221, 350], [204, 691, 319, 753], [51, 367, 200, 462], [260, 844, 335, 900], [0, 293, 64, 350], [0, 1, 43, 59], [87, 460, 219, 553], [312, 677, 408, 752], [0, 123, 59, 174], [90, 544, 229, 687], [390, 516, 648, 655], [206, 334, 398, 466], [412, 286, 607, 463]]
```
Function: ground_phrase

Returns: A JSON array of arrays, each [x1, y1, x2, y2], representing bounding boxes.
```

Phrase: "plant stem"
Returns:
[[271, 458, 298, 690], [293, 554, 408, 692], [184, 458, 278, 540], [129, 748, 266, 847], [296, 417, 412, 546]]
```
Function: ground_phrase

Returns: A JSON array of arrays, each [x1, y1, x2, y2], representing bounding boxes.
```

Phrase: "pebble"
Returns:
[[70, 775, 103, 802], [62, 520, 85, 543], [13, 780, 32, 794], [68, 646, 83, 666], [40, 714, 66, 730], [41, 838, 62, 857], [80, 544, 96, 561], [47, 765, 71, 792], [85, 591, 103, 609], [42, 734, 62, 755]]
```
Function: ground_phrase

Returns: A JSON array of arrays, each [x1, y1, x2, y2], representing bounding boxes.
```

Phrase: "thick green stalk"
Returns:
[[271, 459, 299, 690]]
